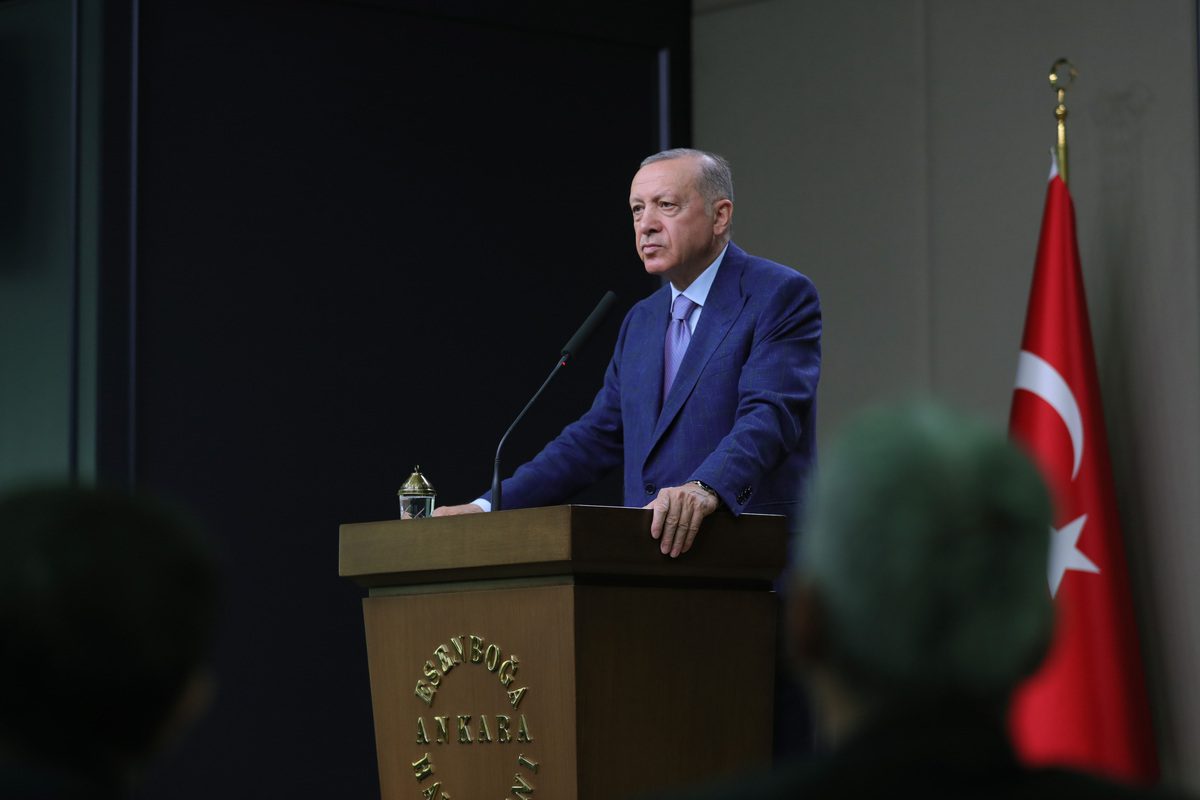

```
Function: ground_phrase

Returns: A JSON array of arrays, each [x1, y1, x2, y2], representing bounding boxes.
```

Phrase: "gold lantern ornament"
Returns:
[[397, 466, 436, 519]]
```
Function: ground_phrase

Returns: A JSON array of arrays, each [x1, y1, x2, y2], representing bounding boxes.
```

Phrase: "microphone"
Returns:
[[491, 291, 618, 512], [561, 290, 618, 364]]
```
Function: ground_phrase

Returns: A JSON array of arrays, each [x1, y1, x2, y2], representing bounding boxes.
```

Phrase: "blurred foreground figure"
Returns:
[[655, 404, 1184, 799], [0, 486, 219, 799]]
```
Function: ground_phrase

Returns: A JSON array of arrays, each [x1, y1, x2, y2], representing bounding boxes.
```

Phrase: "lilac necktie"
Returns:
[[663, 294, 699, 404]]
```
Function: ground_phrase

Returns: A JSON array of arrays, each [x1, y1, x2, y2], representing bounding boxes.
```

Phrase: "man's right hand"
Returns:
[[432, 503, 484, 517]]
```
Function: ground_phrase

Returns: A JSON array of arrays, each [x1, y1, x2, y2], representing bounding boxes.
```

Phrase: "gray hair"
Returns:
[[796, 403, 1054, 702], [640, 148, 734, 207]]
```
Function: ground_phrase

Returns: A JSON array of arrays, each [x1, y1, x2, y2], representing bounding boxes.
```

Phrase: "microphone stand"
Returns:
[[491, 357, 567, 513], [490, 290, 617, 511]]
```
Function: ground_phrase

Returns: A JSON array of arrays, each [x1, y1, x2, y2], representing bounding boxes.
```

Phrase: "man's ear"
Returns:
[[785, 580, 826, 672], [711, 198, 733, 237]]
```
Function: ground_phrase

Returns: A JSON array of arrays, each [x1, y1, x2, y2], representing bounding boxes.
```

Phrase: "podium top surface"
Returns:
[[338, 505, 789, 589]]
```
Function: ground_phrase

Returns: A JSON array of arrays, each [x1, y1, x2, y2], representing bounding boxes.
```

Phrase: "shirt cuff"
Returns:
[[472, 497, 492, 513]]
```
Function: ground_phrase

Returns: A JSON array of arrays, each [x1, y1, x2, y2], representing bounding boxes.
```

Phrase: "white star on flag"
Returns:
[[1048, 514, 1100, 598]]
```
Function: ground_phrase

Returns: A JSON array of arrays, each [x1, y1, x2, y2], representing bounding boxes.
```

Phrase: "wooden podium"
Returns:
[[339, 505, 788, 800]]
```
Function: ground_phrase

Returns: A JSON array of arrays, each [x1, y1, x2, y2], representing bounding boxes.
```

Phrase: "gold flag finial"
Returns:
[[1049, 59, 1078, 185]]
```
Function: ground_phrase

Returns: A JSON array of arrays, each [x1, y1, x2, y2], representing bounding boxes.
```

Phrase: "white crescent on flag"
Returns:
[[1014, 350, 1084, 480]]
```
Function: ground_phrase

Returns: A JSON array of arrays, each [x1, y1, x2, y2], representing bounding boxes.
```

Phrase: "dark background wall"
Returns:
[[1, 1, 691, 797]]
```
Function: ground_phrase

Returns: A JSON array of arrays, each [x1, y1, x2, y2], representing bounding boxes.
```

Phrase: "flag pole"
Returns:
[[1049, 58, 1078, 186], [1011, 57, 1160, 782]]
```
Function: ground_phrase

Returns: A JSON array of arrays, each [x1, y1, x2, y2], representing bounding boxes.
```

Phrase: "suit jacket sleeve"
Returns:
[[481, 311, 630, 509], [688, 272, 821, 514]]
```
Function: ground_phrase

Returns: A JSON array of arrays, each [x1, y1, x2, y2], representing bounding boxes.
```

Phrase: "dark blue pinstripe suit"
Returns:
[[486, 242, 821, 518]]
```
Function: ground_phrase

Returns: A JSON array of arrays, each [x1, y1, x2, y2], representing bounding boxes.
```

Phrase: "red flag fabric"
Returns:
[[1008, 158, 1158, 782]]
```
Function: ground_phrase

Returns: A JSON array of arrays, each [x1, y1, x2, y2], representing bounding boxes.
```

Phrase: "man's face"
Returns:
[[629, 157, 730, 289]]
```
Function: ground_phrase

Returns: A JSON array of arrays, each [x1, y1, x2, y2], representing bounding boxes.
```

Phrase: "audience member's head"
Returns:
[[0, 485, 219, 784], [789, 403, 1054, 742]]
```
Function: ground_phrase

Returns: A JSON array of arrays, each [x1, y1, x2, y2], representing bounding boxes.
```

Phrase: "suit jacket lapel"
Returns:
[[625, 285, 670, 449], [650, 243, 748, 448]]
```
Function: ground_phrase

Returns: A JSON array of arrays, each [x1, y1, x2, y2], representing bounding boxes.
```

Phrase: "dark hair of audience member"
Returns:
[[0, 485, 219, 780]]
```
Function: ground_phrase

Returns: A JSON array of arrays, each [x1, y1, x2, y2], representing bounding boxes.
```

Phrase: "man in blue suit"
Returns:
[[436, 149, 821, 558]]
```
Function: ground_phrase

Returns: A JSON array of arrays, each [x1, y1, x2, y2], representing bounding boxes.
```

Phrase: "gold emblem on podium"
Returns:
[[410, 633, 539, 799]]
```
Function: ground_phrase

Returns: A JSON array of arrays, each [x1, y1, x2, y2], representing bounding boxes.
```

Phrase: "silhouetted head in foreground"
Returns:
[[0, 485, 219, 790], [789, 403, 1054, 744]]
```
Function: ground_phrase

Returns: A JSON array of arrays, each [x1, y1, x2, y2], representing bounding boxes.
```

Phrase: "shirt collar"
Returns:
[[669, 244, 728, 308]]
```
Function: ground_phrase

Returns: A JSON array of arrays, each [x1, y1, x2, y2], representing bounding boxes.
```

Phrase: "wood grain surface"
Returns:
[[351, 505, 786, 799], [340, 505, 789, 588], [363, 583, 777, 800]]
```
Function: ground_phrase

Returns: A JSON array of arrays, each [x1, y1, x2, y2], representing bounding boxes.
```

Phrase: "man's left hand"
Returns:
[[644, 483, 719, 558]]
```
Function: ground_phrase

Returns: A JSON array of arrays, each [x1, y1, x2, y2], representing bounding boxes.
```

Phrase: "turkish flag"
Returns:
[[1008, 159, 1158, 782]]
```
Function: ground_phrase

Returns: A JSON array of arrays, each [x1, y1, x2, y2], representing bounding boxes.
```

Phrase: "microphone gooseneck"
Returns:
[[491, 291, 618, 512]]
